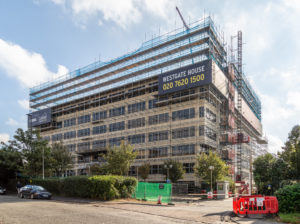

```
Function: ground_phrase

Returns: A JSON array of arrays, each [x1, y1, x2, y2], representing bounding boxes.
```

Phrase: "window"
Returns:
[[78, 114, 90, 124], [52, 133, 62, 142], [93, 125, 107, 135], [66, 144, 76, 152], [77, 142, 90, 151], [64, 131, 76, 140], [199, 126, 217, 141], [172, 108, 195, 121], [128, 101, 145, 113], [206, 108, 217, 122], [135, 149, 146, 159], [109, 106, 125, 117], [128, 166, 137, 176], [64, 118, 76, 127], [150, 165, 163, 174], [43, 136, 50, 141], [149, 147, 168, 158], [56, 122, 62, 129], [172, 144, 195, 156], [93, 111, 107, 121], [148, 99, 158, 109], [148, 131, 168, 142], [92, 140, 106, 149], [128, 117, 145, 129], [148, 113, 169, 125], [128, 134, 145, 144], [199, 107, 205, 117], [77, 128, 90, 137], [109, 137, 125, 146], [109, 121, 125, 132], [183, 163, 194, 173], [172, 127, 195, 139]]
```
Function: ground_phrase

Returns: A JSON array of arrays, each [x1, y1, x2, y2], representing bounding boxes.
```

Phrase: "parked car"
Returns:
[[0, 186, 6, 195], [19, 185, 52, 199]]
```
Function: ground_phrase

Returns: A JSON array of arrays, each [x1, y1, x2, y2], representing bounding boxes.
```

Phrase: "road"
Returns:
[[0, 195, 279, 224]]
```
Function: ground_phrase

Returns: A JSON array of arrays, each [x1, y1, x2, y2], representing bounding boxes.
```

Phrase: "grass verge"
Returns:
[[279, 213, 300, 224]]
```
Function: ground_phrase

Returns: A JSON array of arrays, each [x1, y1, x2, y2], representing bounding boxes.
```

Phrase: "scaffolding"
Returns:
[[28, 15, 265, 186]]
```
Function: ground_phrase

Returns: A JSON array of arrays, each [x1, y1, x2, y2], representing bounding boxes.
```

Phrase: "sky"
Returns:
[[0, 0, 299, 153]]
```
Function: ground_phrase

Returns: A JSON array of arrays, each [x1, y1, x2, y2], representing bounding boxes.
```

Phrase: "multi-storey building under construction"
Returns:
[[28, 16, 266, 190]]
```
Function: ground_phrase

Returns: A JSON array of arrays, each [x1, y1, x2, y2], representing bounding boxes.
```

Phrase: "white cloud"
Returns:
[[50, 0, 175, 29], [267, 134, 284, 154], [6, 118, 19, 126], [0, 38, 68, 88], [51, 0, 65, 5], [260, 93, 294, 123], [287, 91, 300, 111], [0, 133, 10, 143], [18, 99, 30, 110]]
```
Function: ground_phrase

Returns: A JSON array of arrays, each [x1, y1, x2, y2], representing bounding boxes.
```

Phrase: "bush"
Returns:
[[275, 183, 300, 213], [32, 175, 137, 200]]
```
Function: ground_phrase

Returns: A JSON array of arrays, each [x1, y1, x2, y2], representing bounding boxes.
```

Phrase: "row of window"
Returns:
[[128, 102, 146, 113], [199, 125, 217, 141], [172, 127, 195, 139], [148, 113, 169, 125], [128, 118, 145, 129], [109, 121, 125, 132], [52, 125, 217, 142], [60, 106, 216, 131], [129, 163, 195, 176], [172, 108, 195, 121], [128, 134, 145, 144], [199, 106, 217, 122]]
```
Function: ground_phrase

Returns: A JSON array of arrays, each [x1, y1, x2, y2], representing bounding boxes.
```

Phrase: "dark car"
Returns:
[[0, 186, 6, 195], [19, 185, 52, 199]]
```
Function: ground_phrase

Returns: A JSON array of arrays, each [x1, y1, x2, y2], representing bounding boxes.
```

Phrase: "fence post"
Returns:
[[144, 183, 146, 200]]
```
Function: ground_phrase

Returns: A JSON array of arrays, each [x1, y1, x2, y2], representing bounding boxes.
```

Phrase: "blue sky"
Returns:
[[0, 0, 299, 153]]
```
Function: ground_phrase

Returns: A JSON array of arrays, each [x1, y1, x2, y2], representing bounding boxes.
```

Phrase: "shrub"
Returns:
[[31, 175, 137, 200], [275, 183, 300, 213]]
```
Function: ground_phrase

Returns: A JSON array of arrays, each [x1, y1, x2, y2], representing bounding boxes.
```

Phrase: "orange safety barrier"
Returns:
[[233, 195, 278, 216]]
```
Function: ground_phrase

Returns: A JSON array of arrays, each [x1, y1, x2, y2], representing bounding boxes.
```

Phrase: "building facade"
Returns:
[[29, 17, 264, 188]]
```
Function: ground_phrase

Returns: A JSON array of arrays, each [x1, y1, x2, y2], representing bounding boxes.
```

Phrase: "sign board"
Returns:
[[158, 60, 212, 95], [207, 191, 213, 199], [28, 108, 52, 127], [256, 197, 265, 207]]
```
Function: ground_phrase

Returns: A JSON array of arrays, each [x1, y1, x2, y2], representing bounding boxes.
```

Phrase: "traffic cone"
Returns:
[[157, 195, 162, 205]]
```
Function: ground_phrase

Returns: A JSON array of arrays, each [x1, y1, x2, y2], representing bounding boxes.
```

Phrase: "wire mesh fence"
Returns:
[[132, 182, 172, 203]]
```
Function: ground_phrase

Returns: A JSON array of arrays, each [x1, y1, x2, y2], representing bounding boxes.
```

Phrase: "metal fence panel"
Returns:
[[133, 182, 172, 203]]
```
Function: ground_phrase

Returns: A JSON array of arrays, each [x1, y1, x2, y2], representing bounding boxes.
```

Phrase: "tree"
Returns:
[[50, 142, 73, 177], [89, 163, 107, 175], [0, 145, 23, 185], [4, 128, 52, 177], [194, 152, 229, 187], [279, 125, 300, 180], [138, 163, 150, 181], [103, 141, 137, 176], [162, 160, 185, 183], [253, 153, 288, 194]]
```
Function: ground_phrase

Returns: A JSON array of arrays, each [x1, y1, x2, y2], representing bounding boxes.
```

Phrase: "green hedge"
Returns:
[[32, 175, 137, 200], [275, 183, 300, 213]]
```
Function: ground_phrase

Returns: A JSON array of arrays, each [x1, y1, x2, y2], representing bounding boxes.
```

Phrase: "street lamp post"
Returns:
[[164, 164, 173, 183], [42, 147, 45, 180], [209, 165, 214, 193]]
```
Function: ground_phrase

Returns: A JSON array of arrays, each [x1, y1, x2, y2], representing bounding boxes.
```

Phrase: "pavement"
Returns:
[[0, 194, 282, 224]]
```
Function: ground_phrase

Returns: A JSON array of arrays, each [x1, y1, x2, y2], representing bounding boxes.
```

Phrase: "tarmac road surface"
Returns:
[[0, 195, 280, 224]]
